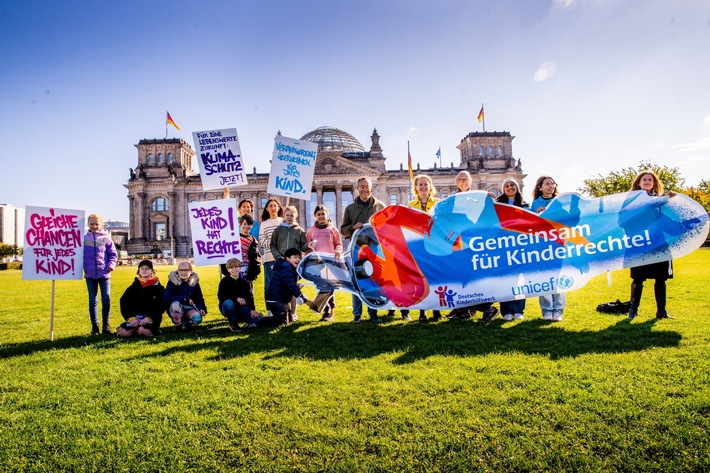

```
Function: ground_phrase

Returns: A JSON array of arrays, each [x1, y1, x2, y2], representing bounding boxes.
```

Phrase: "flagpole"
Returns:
[[481, 103, 485, 132], [407, 141, 414, 201], [165, 111, 168, 139]]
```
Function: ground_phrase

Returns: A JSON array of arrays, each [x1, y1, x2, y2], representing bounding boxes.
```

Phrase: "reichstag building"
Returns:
[[124, 126, 525, 257]]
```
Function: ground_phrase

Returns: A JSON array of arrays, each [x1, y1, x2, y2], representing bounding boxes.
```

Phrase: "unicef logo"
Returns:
[[557, 275, 574, 289]]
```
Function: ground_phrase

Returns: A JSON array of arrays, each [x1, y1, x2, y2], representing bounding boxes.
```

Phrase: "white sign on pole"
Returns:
[[188, 199, 242, 267], [192, 128, 247, 190], [267, 134, 318, 200], [22, 206, 85, 281]]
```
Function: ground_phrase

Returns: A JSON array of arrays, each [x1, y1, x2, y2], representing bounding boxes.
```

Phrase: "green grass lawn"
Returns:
[[1, 251, 709, 472]]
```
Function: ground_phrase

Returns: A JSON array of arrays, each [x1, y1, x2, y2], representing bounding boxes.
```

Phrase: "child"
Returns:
[[117, 259, 164, 337], [218, 258, 263, 332], [407, 174, 442, 322], [530, 175, 566, 321], [164, 262, 207, 332], [220, 214, 261, 283], [264, 248, 315, 325], [270, 205, 309, 321], [83, 213, 118, 336], [238, 198, 260, 240], [258, 198, 284, 307], [496, 178, 529, 321], [305, 204, 343, 322]]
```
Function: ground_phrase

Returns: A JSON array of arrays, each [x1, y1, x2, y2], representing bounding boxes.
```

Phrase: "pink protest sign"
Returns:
[[22, 206, 85, 280]]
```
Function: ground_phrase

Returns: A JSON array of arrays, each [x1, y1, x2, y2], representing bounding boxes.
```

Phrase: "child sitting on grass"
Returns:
[[164, 262, 207, 332], [218, 258, 263, 332]]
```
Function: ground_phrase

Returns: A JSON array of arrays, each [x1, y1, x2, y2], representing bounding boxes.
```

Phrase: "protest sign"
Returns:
[[22, 206, 84, 281], [298, 191, 709, 310], [188, 199, 241, 267], [192, 128, 247, 190], [267, 134, 318, 200]]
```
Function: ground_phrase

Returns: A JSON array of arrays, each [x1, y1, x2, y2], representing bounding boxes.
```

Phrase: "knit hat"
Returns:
[[138, 259, 153, 270], [501, 178, 520, 192]]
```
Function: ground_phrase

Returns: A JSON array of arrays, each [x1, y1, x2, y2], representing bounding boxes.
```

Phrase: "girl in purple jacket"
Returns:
[[83, 213, 118, 335]]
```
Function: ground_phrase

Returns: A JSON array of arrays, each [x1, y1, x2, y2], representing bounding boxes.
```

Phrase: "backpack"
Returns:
[[596, 299, 631, 314]]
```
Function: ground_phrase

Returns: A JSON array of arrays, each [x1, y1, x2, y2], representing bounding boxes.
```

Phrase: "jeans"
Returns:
[[352, 294, 378, 319], [220, 300, 252, 324], [539, 293, 566, 315], [86, 277, 111, 325], [263, 261, 275, 306], [168, 301, 202, 326], [500, 299, 526, 316]]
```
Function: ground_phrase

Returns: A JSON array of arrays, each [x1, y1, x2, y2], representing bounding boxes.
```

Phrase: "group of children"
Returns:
[[83, 169, 674, 336]]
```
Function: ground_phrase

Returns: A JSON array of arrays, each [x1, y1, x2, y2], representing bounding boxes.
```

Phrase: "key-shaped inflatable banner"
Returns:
[[298, 191, 709, 311]]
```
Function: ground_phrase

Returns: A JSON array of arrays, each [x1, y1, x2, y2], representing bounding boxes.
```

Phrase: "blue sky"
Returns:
[[1, 0, 708, 222]]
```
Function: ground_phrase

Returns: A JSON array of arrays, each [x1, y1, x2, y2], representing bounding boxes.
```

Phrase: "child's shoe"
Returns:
[[502, 313, 513, 321], [513, 313, 524, 320], [91, 324, 100, 336], [102, 323, 112, 335], [552, 311, 563, 321]]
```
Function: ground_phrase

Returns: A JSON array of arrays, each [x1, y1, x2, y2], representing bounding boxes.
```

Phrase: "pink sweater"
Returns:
[[306, 224, 343, 255]]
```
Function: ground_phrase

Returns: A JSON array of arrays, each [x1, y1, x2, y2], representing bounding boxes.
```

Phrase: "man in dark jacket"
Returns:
[[340, 176, 385, 323]]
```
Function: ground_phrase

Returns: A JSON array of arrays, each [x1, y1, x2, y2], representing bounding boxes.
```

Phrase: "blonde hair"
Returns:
[[284, 205, 298, 217], [412, 174, 436, 199], [87, 213, 103, 226]]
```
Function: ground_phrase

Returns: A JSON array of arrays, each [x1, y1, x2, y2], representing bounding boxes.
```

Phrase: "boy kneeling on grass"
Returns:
[[264, 247, 315, 325], [218, 258, 264, 332]]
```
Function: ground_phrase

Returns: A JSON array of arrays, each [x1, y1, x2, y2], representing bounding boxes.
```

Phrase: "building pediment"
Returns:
[[314, 154, 381, 178]]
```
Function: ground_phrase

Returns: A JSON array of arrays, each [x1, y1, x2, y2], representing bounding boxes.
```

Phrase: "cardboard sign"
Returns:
[[267, 134, 317, 200], [192, 128, 247, 190], [188, 199, 242, 267], [22, 206, 84, 280]]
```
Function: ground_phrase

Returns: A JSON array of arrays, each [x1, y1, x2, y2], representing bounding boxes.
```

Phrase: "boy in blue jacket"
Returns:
[[264, 248, 315, 325]]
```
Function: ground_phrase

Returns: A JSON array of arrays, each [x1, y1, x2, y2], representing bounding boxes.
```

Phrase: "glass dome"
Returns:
[[300, 126, 365, 153]]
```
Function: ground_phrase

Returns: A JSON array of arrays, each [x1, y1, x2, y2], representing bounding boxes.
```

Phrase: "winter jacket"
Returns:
[[163, 270, 207, 313], [83, 229, 117, 279], [270, 222, 309, 259], [218, 274, 256, 311], [241, 233, 261, 281], [340, 196, 385, 239], [119, 277, 165, 334], [265, 257, 306, 304]]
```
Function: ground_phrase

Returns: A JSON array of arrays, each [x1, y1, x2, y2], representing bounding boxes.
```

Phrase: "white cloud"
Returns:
[[533, 61, 557, 82]]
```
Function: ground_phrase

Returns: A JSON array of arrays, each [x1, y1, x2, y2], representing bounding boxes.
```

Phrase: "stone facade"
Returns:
[[124, 127, 526, 257]]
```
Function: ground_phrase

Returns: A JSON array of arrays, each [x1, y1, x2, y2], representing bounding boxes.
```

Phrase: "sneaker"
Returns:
[[102, 323, 112, 335], [451, 310, 473, 320], [418, 311, 427, 322], [502, 314, 513, 321], [91, 324, 100, 336], [353, 315, 361, 324], [242, 323, 258, 329], [387, 310, 395, 317], [402, 313, 411, 321], [542, 312, 554, 321], [480, 306, 499, 322], [513, 313, 524, 320], [432, 311, 442, 321], [370, 317, 382, 324], [320, 314, 334, 322], [228, 322, 241, 333], [552, 311, 563, 321]]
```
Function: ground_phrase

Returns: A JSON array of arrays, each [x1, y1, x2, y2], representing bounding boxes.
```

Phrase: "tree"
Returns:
[[0, 243, 14, 260], [578, 160, 685, 197]]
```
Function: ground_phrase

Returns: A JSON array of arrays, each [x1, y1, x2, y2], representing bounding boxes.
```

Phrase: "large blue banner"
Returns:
[[298, 191, 709, 310]]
